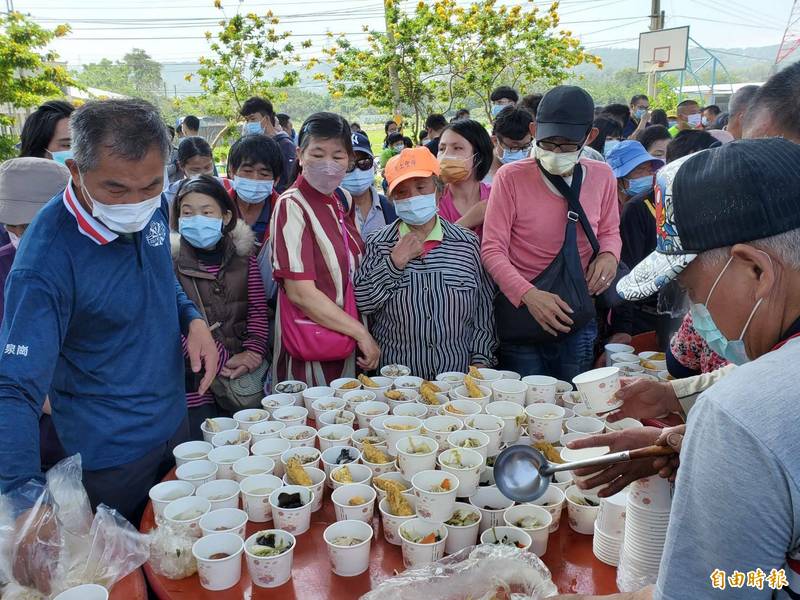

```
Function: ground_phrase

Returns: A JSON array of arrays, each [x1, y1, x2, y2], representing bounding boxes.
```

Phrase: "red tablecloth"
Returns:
[[141, 472, 619, 599], [110, 568, 147, 600]]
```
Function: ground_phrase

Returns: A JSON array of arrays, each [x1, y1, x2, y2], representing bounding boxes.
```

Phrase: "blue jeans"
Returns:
[[498, 320, 598, 382]]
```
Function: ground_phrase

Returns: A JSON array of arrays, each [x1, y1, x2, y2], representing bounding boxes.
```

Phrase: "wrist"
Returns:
[[521, 287, 539, 304], [389, 252, 407, 270]]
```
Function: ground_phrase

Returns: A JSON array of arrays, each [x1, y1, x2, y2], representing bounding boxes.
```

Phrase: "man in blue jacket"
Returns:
[[0, 98, 218, 523]]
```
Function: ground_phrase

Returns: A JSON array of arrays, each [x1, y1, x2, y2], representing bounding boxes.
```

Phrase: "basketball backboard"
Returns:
[[637, 26, 689, 73]]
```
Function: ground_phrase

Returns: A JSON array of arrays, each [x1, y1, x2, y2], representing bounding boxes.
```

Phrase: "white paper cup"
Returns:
[[248, 420, 286, 444], [436, 371, 466, 385], [361, 453, 396, 477], [320, 445, 360, 483], [302, 385, 335, 412], [250, 438, 291, 478], [173, 440, 213, 468], [261, 393, 296, 414], [565, 416, 605, 435], [617, 362, 645, 377], [441, 399, 482, 424], [382, 416, 423, 457], [53, 584, 108, 600], [343, 389, 378, 412], [232, 408, 270, 432], [331, 463, 373, 490], [384, 389, 420, 411], [318, 409, 356, 428], [486, 401, 525, 443], [283, 466, 326, 512], [311, 397, 347, 422], [503, 505, 552, 555], [199, 507, 248, 539], [195, 479, 241, 512], [271, 405, 309, 428], [164, 496, 211, 538], [560, 445, 610, 486], [411, 470, 459, 522], [572, 367, 621, 412], [323, 519, 374, 576], [499, 370, 521, 380], [479, 466, 495, 487], [465, 414, 505, 457], [378, 492, 417, 545], [149, 480, 195, 519], [529, 484, 566, 533], [355, 400, 390, 429], [396, 435, 439, 480], [392, 402, 428, 419], [244, 529, 296, 588], [372, 471, 410, 504], [605, 417, 644, 433], [393, 375, 424, 390], [331, 377, 362, 398], [240, 474, 283, 523], [559, 431, 588, 446], [269, 485, 314, 535], [331, 483, 377, 523], [356, 376, 394, 402], [451, 383, 492, 409], [610, 352, 639, 365], [605, 344, 635, 366], [368, 414, 391, 435], [280, 425, 318, 449], [443, 502, 482, 554], [280, 447, 321, 472], [273, 380, 308, 406], [211, 429, 252, 450], [555, 380, 573, 404], [597, 489, 628, 538], [317, 424, 355, 452], [469, 486, 515, 534], [437, 447, 483, 498], [490, 379, 527, 406], [206, 445, 248, 481], [525, 404, 566, 444], [521, 375, 558, 405], [200, 417, 238, 444], [480, 525, 532, 551], [552, 470, 574, 492], [399, 518, 447, 568], [446, 429, 491, 462], [566, 485, 600, 534], [233, 455, 275, 483], [176, 459, 218, 489], [560, 391, 583, 410], [192, 532, 244, 591], [421, 415, 463, 453], [351, 429, 387, 453]]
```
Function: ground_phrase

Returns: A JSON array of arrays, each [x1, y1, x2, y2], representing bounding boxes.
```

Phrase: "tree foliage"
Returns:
[[576, 67, 680, 114], [75, 49, 164, 101]]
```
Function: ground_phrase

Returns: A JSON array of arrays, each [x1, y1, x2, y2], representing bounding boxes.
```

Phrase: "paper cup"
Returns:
[[605, 417, 644, 433], [383, 416, 423, 457], [521, 375, 558, 405], [271, 405, 308, 428], [566, 485, 600, 534], [351, 429, 387, 453], [317, 424, 355, 452], [443, 502, 481, 554], [311, 397, 346, 422], [331, 377, 362, 398], [469, 486, 515, 534], [331, 483, 377, 523], [323, 519, 374, 576], [565, 416, 605, 435], [199, 507, 248, 539], [368, 414, 391, 434], [269, 485, 314, 535], [248, 421, 286, 444], [176, 459, 218, 489], [302, 385, 335, 412], [283, 466, 326, 512], [280, 425, 317, 448], [394, 375, 424, 390], [233, 408, 270, 432], [318, 409, 356, 428], [392, 402, 428, 419], [244, 529, 295, 588], [240, 474, 283, 523], [361, 454, 396, 478], [321, 443, 359, 474], [411, 470, 459, 522], [560, 445, 610, 487], [480, 525, 532, 551], [610, 352, 639, 365], [596, 489, 628, 538], [372, 471, 410, 504], [529, 484, 566, 533], [503, 505, 552, 555], [572, 367, 621, 412], [343, 389, 378, 413], [195, 479, 241, 511], [331, 463, 373, 490], [490, 379, 527, 406], [280, 447, 321, 472], [552, 470, 574, 492], [486, 401, 525, 443], [399, 518, 447, 568], [436, 371, 466, 385], [479, 466, 495, 488], [437, 447, 483, 498], [422, 415, 463, 453], [250, 438, 291, 478], [192, 532, 244, 591], [446, 429, 490, 462], [149, 480, 195, 519], [384, 389, 420, 411], [605, 344, 635, 366], [525, 404, 566, 444], [465, 414, 505, 457], [356, 377, 393, 402], [396, 435, 439, 480], [233, 455, 275, 483], [355, 400, 390, 429], [381, 364, 412, 379], [273, 380, 307, 406], [441, 399, 482, 423], [499, 370, 521, 380], [200, 417, 238, 444], [211, 429, 252, 450], [53, 584, 108, 600], [555, 380, 573, 404], [378, 492, 417, 545], [206, 445, 248, 481], [164, 496, 211, 538], [452, 383, 492, 409], [560, 391, 583, 410], [261, 393, 296, 414], [173, 440, 213, 468]]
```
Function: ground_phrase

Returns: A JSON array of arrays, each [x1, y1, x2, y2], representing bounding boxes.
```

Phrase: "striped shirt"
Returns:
[[354, 218, 497, 380], [184, 255, 268, 408]]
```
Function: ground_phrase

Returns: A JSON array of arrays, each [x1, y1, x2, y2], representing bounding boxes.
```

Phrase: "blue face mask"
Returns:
[[689, 256, 764, 365], [634, 108, 647, 120], [625, 174, 653, 196], [341, 167, 375, 195], [48, 150, 73, 165], [395, 193, 437, 226], [233, 176, 273, 204], [491, 103, 507, 118], [501, 148, 528, 164], [603, 139, 621, 157], [179, 215, 224, 250], [242, 122, 264, 136]]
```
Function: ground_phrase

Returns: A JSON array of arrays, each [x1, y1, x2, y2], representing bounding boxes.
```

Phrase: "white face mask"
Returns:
[[687, 113, 702, 128], [533, 144, 582, 176], [7, 231, 20, 249], [80, 174, 162, 233]]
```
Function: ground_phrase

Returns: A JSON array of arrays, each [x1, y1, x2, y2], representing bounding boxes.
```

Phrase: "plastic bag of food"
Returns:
[[359, 544, 558, 600], [146, 523, 197, 580]]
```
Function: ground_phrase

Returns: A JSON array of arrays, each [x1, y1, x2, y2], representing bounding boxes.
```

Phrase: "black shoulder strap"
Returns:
[[334, 188, 350, 213], [537, 161, 601, 260]]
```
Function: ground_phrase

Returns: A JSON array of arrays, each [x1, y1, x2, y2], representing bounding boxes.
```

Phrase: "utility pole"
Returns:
[[5, 0, 15, 12], [647, 0, 664, 99], [383, 0, 403, 120]]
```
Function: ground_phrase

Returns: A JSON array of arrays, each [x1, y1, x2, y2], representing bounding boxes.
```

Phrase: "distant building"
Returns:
[[675, 81, 764, 112]]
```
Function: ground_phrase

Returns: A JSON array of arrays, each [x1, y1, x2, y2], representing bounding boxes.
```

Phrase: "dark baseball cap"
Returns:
[[535, 85, 595, 142], [351, 131, 373, 157], [618, 137, 800, 300]]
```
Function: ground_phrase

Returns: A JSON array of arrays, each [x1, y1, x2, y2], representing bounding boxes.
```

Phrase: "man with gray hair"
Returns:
[[726, 83, 760, 139], [0, 99, 217, 522]]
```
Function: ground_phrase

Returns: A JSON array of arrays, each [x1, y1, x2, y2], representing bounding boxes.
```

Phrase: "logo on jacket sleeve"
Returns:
[[146, 221, 167, 247]]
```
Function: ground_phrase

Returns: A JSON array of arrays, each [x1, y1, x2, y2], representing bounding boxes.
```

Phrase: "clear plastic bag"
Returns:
[[146, 523, 197, 580], [359, 544, 559, 600]]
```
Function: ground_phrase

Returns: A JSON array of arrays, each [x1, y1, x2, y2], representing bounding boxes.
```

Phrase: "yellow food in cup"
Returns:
[[464, 375, 484, 399], [339, 380, 360, 390], [358, 374, 380, 388], [468, 366, 484, 380]]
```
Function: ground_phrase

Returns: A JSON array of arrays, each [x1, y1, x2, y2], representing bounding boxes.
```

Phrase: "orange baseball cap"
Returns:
[[384, 147, 440, 194]]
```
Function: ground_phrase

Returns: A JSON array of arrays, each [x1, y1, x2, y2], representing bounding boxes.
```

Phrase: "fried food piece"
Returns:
[[374, 477, 407, 494], [339, 380, 360, 390], [362, 441, 392, 464], [348, 496, 367, 506], [533, 441, 563, 464], [358, 373, 380, 388], [387, 485, 414, 516], [445, 404, 465, 415], [384, 390, 404, 401], [420, 381, 442, 405], [420, 381, 442, 394], [286, 457, 313, 486], [332, 465, 353, 483], [203, 418, 220, 432], [468, 366, 483, 380], [464, 375, 484, 399]]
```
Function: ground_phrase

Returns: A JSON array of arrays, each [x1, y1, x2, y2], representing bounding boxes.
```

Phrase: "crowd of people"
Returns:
[[2, 59, 800, 599]]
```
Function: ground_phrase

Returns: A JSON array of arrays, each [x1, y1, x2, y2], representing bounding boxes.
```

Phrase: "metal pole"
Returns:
[[647, 0, 662, 99]]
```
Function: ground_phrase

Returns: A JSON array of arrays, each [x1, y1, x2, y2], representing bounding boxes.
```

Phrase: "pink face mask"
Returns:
[[303, 160, 347, 196]]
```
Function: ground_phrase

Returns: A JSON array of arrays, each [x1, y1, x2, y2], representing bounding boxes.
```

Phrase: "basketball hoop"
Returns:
[[637, 26, 689, 74]]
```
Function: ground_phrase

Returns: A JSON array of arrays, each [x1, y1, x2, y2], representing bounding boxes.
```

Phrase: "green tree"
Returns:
[[0, 12, 73, 159], [75, 48, 164, 100]]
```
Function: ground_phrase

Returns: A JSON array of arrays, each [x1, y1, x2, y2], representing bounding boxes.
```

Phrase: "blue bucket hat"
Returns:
[[606, 140, 664, 179]]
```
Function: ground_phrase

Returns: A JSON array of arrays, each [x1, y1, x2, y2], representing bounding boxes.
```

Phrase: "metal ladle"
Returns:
[[493, 443, 675, 503]]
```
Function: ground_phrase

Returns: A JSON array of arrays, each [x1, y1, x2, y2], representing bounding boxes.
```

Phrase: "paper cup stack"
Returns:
[[592, 489, 628, 566]]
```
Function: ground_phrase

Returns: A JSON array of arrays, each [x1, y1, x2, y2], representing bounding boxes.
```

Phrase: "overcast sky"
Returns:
[[11, 0, 795, 67]]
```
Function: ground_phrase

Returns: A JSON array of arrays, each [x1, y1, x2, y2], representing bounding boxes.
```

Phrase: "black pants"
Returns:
[[82, 418, 189, 526]]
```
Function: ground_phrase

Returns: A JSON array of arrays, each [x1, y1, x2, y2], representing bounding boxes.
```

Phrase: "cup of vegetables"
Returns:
[[244, 529, 296, 588]]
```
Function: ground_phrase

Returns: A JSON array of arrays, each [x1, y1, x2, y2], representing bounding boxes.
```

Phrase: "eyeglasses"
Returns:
[[499, 142, 532, 153], [347, 156, 374, 173], [536, 139, 584, 153]]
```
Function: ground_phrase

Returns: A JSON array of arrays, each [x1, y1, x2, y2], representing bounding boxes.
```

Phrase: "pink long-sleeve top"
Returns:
[[481, 157, 622, 307]]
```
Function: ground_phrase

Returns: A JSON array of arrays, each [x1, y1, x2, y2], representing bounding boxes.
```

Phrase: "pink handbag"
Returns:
[[278, 196, 359, 362]]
